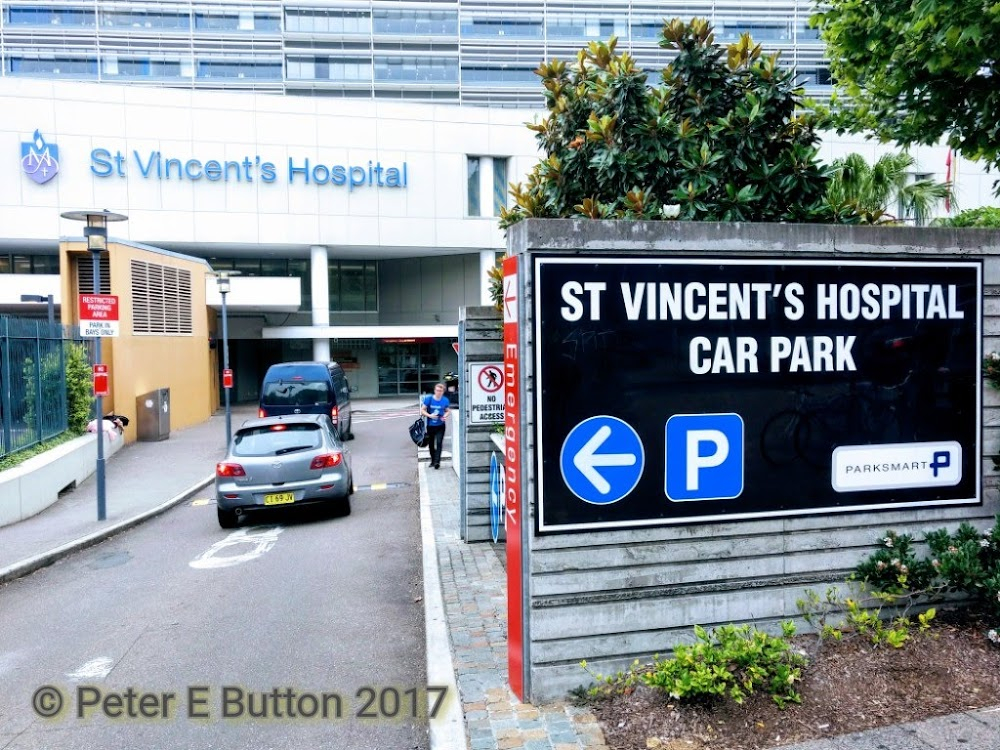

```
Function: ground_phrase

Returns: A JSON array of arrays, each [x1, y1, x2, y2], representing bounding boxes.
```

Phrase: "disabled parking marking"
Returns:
[[189, 526, 283, 569]]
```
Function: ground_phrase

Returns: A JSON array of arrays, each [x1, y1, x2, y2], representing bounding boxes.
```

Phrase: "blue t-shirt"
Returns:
[[423, 395, 450, 427]]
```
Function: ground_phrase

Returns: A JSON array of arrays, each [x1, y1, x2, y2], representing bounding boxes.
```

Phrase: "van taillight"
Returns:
[[258, 408, 266, 418], [331, 405, 339, 424]]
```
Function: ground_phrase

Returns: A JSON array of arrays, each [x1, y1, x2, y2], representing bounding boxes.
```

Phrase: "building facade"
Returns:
[[3, 76, 541, 400], [0, 0, 831, 106]]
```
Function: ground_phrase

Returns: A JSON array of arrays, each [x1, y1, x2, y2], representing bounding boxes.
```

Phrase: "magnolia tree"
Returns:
[[500, 19, 843, 227]]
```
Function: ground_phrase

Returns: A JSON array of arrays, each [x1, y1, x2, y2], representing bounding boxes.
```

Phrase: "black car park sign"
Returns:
[[533, 256, 982, 534]]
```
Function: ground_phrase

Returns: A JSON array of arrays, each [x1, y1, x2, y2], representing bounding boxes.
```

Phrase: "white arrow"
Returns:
[[573, 425, 637, 494]]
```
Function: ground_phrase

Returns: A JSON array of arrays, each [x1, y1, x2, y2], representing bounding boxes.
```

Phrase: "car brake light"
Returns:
[[258, 408, 266, 418], [330, 405, 339, 424], [269, 424, 287, 431], [310, 453, 343, 470], [216, 462, 246, 477]]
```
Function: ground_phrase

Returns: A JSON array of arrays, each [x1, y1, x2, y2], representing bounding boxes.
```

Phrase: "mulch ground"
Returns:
[[586, 610, 1000, 750]]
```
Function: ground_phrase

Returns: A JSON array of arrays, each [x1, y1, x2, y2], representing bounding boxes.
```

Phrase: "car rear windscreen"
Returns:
[[233, 423, 322, 457], [261, 379, 331, 406]]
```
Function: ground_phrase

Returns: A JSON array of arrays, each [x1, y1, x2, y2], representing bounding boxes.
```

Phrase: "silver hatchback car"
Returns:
[[215, 414, 353, 528]]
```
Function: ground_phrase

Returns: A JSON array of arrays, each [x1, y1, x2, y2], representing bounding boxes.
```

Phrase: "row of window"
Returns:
[[5, 7, 280, 31], [2, 6, 824, 43], [6, 53, 831, 87], [0, 254, 60, 275]]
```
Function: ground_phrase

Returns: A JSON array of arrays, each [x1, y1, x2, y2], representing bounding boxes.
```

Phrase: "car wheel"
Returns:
[[349, 473, 355, 496], [334, 496, 351, 517], [345, 418, 355, 441], [217, 507, 239, 529]]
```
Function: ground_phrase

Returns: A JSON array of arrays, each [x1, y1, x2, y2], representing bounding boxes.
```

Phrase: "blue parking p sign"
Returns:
[[665, 414, 744, 502]]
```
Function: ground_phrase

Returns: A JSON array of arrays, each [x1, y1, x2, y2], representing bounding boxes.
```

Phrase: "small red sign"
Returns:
[[222, 368, 233, 389], [93, 364, 109, 397], [79, 294, 119, 322], [452, 342, 460, 355]]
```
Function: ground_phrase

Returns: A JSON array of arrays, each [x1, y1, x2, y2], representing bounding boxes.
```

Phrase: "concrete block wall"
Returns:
[[458, 306, 505, 542], [506, 219, 1000, 701]]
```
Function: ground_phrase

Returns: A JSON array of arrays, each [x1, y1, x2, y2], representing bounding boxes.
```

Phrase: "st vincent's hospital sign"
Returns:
[[90, 147, 408, 191]]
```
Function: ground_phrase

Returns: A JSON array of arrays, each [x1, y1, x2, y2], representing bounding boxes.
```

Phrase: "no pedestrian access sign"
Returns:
[[79, 294, 120, 338], [468, 362, 504, 424]]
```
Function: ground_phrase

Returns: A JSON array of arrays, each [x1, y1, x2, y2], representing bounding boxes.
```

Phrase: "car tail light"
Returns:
[[310, 452, 343, 470], [216, 462, 246, 477], [330, 405, 339, 424], [258, 408, 267, 418]]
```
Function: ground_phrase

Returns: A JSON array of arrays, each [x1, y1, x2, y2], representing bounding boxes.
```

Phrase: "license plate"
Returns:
[[264, 492, 295, 506]]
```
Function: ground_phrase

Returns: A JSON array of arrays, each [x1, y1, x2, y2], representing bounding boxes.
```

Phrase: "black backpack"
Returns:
[[408, 418, 428, 447]]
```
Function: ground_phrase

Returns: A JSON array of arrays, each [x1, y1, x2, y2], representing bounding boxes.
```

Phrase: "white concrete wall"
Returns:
[[0, 78, 542, 255], [0, 431, 124, 528]]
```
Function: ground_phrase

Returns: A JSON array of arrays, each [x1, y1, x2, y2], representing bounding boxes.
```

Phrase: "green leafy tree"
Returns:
[[812, 0, 1000, 193], [500, 19, 837, 227], [826, 152, 955, 225], [65, 342, 94, 435]]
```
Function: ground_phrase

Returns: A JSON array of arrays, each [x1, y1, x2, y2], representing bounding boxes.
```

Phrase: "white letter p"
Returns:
[[686, 430, 729, 491]]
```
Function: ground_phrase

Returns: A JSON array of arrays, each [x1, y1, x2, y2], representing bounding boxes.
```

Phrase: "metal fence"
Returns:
[[0, 316, 86, 458]]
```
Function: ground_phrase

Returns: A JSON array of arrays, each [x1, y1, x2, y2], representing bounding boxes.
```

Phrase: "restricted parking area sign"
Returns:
[[79, 294, 119, 338], [534, 256, 982, 533]]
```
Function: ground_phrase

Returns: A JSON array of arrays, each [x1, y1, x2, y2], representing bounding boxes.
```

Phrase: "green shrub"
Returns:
[[933, 206, 1000, 228], [65, 342, 93, 435], [797, 585, 936, 650], [583, 621, 806, 708], [852, 517, 1000, 620]]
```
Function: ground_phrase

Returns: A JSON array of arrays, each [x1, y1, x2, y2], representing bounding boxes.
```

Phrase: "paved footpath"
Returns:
[[423, 461, 609, 750]]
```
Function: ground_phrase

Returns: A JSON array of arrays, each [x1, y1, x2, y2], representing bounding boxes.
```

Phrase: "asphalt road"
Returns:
[[0, 405, 430, 749]]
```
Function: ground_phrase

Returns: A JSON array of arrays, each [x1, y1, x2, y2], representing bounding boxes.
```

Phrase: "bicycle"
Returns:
[[760, 375, 912, 469]]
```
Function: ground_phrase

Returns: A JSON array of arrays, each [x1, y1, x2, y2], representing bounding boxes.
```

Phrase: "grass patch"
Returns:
[[0, 432, 79, 472]]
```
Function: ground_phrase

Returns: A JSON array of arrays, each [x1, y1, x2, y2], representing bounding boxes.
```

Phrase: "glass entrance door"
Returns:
[[377, 342, 440, 396]]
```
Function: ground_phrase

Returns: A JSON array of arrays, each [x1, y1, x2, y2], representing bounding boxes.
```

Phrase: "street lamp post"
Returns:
[[60, 209, 128, 522], [19, 294, 54, 332], [214, 271, 240, 447]]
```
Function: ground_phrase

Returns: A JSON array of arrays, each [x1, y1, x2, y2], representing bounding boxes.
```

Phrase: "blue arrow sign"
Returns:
[[560, 416, 644, 504], [490, 451, 502, 543]]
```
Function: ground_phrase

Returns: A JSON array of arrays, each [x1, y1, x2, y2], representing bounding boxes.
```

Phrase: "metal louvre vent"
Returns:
[[130, 259, 193, 335], [76, 254, 111, 295]]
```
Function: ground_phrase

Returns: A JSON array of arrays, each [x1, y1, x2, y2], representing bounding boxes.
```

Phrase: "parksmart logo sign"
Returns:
[[21, 130, 59, 185]]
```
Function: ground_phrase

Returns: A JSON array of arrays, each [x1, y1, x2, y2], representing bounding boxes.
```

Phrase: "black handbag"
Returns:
[[408, 417, 428, 447]]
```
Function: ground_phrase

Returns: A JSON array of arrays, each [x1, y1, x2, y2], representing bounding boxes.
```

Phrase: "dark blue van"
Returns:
[[258, 361, 354, 440]]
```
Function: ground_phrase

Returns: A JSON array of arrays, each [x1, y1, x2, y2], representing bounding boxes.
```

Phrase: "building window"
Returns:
[[493, 158, 508, 215], [372, 9, 457, 35], [467, 157, 481, 217], [285, 9, 370, 34], [131, 260, 193, 335], [328, 260, 377, 312]]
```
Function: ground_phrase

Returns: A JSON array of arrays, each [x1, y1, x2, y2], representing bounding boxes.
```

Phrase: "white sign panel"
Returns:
[[469, 362, 504, 424], [832, 442, 962, 492], [80, 320, 120, 338]]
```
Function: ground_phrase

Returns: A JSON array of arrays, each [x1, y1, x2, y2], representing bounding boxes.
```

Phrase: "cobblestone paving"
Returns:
[[425, 463, 609, 750]]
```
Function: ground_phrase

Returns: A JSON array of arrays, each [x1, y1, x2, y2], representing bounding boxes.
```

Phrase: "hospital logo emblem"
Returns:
[[21, 130, 60, 185]]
